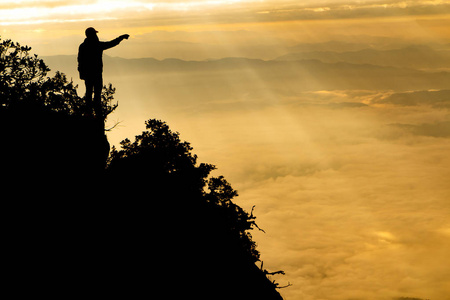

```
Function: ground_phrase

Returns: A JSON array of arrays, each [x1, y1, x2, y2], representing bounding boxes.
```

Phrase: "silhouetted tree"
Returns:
[[107, 119, 286, 299], [108, 119, 262, 262]]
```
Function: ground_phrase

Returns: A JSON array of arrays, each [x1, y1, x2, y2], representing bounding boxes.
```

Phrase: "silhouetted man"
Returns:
[[78, 27, 129, 119]]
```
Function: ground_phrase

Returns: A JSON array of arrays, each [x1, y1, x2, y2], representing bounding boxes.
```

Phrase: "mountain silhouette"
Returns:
[[43, 54, 450, 93], [1, 38, 284, 299], [275, 45, 450, 69]]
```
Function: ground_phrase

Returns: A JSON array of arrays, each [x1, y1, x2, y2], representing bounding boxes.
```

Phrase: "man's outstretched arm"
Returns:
[[101, 34, 130, 50]]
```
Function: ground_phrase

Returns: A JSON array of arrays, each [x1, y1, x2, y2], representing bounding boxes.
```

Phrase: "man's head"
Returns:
[[85, 27, 98, 39]]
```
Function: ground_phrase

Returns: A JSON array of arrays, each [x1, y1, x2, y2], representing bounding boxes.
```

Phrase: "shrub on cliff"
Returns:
[[0, 37, 116, 118]]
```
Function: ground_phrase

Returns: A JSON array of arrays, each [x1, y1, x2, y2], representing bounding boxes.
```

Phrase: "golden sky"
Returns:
[[2, 0, 450, 57], [2, 1, 450, 300]]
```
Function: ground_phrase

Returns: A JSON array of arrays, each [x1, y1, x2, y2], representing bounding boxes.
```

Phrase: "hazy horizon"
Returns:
[[2, 1, 450, 299]]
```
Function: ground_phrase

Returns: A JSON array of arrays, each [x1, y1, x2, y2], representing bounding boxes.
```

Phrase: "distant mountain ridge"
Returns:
[[44, 44, 450, 72], [43, 54, 450, 92], [275, 45, 450, 69]]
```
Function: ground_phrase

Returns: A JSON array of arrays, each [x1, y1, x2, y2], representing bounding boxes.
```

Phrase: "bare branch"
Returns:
[[105, 120, 122, 131], [265, 270, 286, 276], [275, 282, 292, 289]]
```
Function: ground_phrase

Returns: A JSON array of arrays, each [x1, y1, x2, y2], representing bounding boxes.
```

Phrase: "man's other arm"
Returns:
[[101, 34, 130, 50]]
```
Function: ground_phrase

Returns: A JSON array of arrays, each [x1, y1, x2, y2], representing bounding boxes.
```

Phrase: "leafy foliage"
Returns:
[[0, 37, 117, 118], [108, 119, 262, 263]]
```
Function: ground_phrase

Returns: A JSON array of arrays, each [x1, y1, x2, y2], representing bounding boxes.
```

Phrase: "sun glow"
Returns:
[[0, 0, 249, 26], [0, 1, 155, 26]]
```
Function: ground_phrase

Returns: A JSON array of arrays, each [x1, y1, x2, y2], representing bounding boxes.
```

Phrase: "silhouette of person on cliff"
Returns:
[[78, 27, 129, 119]]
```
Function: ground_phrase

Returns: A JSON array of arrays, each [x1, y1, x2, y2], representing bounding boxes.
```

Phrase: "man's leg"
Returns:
[[84, 79, 94, 116], [93, 76, 103, 119]]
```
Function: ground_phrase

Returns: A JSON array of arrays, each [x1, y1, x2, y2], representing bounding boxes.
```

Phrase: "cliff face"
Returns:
[[1, 105, 283, 300], [1, 103, 109, 179]]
